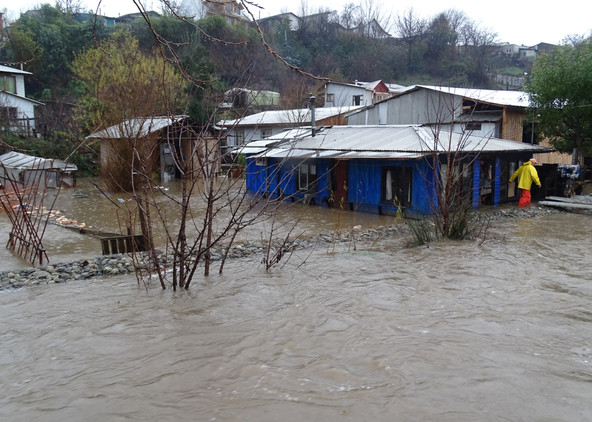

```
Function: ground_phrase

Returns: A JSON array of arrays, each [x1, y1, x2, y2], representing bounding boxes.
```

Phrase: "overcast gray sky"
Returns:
[[3, 0, 591, 45]]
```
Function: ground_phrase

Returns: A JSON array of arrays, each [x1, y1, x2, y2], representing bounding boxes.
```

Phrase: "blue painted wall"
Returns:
[[247, 157, 437, 215], [494, 157, 502, 205], [472, 162, 481, 208]]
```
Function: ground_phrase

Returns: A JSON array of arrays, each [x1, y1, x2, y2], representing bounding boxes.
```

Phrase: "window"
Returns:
[[382, 166, 413, 207], [234, 129, 245, 145], [465, 122, 482, 132], [352, 95, 363, 106], [261, 128, 272, 139], [297, 164, 317, 192], [326, 93, 334, 104], [0, 107, 18, 122], [0, 75, 16, 94]]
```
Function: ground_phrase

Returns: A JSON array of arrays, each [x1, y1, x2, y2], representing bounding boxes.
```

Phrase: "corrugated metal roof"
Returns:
[[86, 115, 189, 139], [217, 106, 362, 127], [0, 151, 78, 171], [247, 125, 552, 160], [418, 85, 529, 108]]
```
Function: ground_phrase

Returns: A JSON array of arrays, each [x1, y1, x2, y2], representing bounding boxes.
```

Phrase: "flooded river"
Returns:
[[1, 183, 591, 421]]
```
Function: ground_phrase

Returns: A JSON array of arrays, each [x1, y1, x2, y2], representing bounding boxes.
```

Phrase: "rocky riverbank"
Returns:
[[0, 205, 562, 291]]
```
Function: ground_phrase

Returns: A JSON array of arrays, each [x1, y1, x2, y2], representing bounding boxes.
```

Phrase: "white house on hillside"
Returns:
[[257, 12, 301, 31], [0, 65, 43, 137], [323, 80, 401, 108], [201, 0, 247, 25]]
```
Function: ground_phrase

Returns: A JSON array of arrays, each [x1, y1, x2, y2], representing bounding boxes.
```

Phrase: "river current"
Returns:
[[0, 188, 591, 421]]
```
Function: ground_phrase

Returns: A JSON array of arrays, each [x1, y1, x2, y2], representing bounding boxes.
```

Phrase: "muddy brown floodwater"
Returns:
[[0, 180, 591, 421]]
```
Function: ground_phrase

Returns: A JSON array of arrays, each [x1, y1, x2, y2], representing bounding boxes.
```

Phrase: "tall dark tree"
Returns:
[[394, 8, 427, 73], [424, 12, 458, 75], [457, 21, 497, 87]]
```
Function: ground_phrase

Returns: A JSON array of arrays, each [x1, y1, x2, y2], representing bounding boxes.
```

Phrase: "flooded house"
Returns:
[[217, 105, 362, 156], [87, 115, 219, 189], [0, 151, 77, 189], [241, 125, 552, 216]]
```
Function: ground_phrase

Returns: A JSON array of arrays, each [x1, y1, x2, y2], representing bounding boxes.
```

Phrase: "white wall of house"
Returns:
[[225, 126, 285, 149], [0, 67, 42, 136], [449, 122, 499, 138], [0, 93, 36, 120], [324, 83, 372, 108], [282, 13, 301, 31], [15, 74, 26, 97]]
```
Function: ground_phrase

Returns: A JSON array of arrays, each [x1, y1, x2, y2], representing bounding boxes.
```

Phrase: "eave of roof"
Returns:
[[0, 65, 32, 76], [86, 115, 189, 139], [416, 85, 530, 108], [218, 106, 362, 128], [0, 151, 78, 171], [0, 91, 44, 106], [244, 125, 552, 160]]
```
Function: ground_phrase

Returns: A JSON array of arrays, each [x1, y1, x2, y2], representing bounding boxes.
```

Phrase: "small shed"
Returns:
[[0, 151, 77, 189], [87, 115, 220, 190], [242, 125, 553, 216]]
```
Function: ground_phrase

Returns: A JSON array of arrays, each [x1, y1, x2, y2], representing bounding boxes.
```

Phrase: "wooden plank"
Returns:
[[544, 196, 578, 203], [539, 201, 592, 210], [101, 239, 110, 255]]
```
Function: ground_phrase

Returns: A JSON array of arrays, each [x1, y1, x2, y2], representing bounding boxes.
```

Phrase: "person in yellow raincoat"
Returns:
[[509, 158, 542, 208]]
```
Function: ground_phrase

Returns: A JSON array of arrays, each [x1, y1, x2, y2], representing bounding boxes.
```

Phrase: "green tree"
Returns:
[[72, 31, 188, 130], [72, 31, 189, 190], [3, 5, 109, 98], [526, 37, 592, 161], [424, 12, 457, 75]]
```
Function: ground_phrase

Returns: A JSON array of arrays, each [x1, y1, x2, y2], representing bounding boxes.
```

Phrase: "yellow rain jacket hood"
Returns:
[[509, 161, 541, 190]]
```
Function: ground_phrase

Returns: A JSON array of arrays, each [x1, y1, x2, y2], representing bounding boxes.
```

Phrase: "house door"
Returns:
[[160, 143, 176, 182], [331, 160, 348, 208]]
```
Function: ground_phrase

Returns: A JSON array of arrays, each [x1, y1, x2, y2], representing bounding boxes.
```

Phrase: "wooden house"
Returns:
[[242, 125, 552, 216], [87, 115, 219, 190]]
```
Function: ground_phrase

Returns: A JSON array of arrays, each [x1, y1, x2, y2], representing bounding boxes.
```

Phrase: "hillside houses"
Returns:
[[257, 11, 391, 39], [201, 0, 247, 25], [497, 42, 556, 61]]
